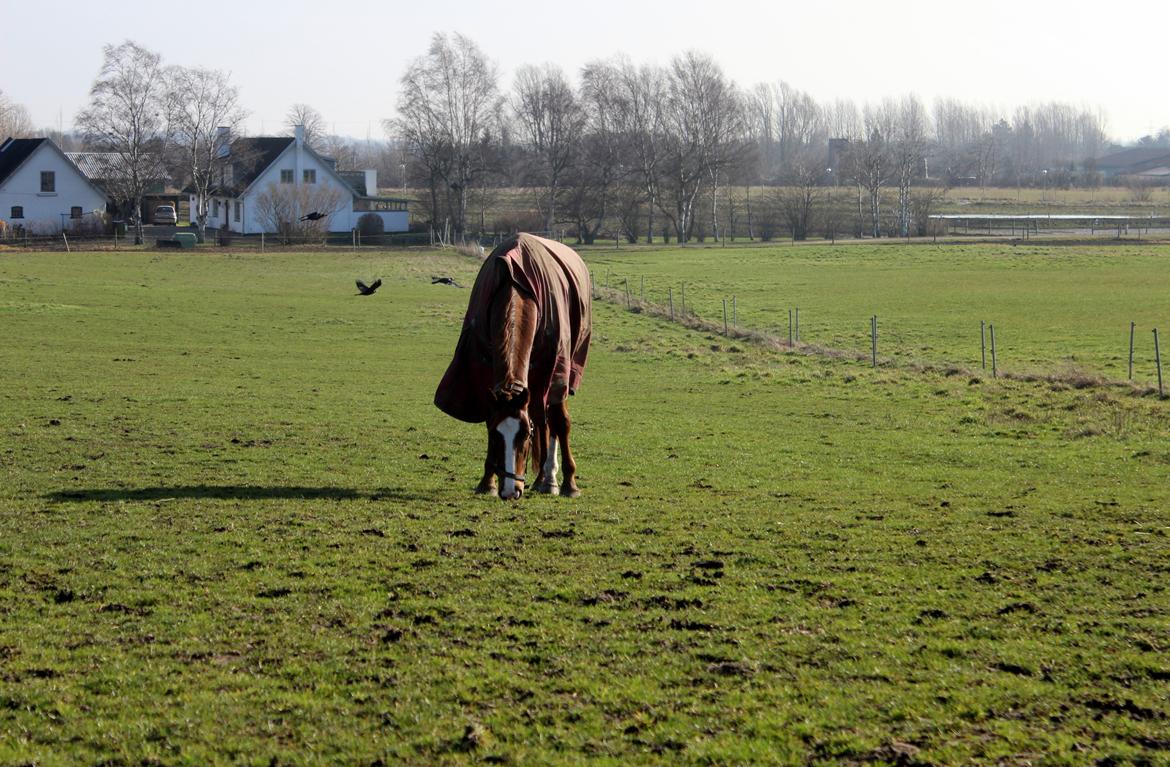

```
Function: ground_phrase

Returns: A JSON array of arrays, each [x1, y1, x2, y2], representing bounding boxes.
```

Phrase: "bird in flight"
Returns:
[[300, 211, 327, 222], [431, 276, 462, 287], [356, 279, 382, 296]]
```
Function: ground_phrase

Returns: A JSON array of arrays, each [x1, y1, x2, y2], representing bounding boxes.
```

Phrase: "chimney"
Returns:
[[215, 126, 231, 158], [363, 169, 377, 197], [294, 124, 305, 145]]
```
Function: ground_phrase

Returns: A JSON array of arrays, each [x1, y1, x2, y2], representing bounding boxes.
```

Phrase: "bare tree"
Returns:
[[76, 41, 171, 244], [252, 181, 346, 244], [393, 32, 501, 240], [512, 64, 584, 233], [776, 152, 823, 241], [166, 66, 247, 242], [892, 95, 927, 237], [0, 90, 33, 138], [285, 104, 326, 150], [658, 51, 742, 243], [612, 59, 665, 243]]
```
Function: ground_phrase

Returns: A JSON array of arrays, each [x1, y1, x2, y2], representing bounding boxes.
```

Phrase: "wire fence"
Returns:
[[588, 268, 1168, 398]]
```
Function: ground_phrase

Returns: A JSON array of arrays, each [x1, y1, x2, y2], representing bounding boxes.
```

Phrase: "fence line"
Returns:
[[590, 271, 1165, 397]]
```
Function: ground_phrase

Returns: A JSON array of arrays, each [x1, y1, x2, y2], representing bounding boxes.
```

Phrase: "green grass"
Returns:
[[1, 246, 1169, 765], [584, 241, 1170, 383]]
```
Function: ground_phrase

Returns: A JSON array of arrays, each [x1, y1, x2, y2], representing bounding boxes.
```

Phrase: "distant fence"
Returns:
[[588, 266, 1168, 398]]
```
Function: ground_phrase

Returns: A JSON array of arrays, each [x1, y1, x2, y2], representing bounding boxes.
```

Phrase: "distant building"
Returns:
[[190, 125, 408, 235], [65, 151, 177, 223], [1092, 147, 1170, 180], [0, 137, 107, 234]]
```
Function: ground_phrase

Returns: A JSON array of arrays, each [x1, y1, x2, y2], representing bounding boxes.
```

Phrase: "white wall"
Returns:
[[0, 145, 105, 233], [241, 143, 356, 234], [193, 137, 410, 235]]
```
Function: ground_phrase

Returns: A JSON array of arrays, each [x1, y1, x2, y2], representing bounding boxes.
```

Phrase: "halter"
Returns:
[[494, 423, 533, 486]]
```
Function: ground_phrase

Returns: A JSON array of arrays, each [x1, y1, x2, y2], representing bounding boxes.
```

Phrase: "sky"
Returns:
[[2, 0, 1168, 144]]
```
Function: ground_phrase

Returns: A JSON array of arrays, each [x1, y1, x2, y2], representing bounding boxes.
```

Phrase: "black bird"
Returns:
[[355, 278, 382, 296], [431, 275, 462, 287], [300, 211, 326, 222]]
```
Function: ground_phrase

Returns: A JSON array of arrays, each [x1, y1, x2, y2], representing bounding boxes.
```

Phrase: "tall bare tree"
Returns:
[[285, 104, 326, 150], [393, 32, 500, 240], [512, 64, 584, 234], [166, 66, 247, 242], [892, 95, 927, 238], [658, 51, 742, 243], [612, 59, 665, 243], [76, 41, 171, 244]]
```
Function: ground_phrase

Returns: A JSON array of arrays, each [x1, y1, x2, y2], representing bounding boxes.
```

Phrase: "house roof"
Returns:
[[226, 137, 295, 194], [1094, 147, 1170, 171], [65, 152, 138, 181], [0, 137, 47, 186], [338, 171, 367, 196]]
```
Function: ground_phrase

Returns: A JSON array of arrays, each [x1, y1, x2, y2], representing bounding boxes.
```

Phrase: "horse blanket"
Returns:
[[434, 233, 592, 423]]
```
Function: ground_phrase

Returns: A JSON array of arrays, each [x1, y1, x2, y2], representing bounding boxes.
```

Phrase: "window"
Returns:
[[10, 206, 23, 219], [234, 201, 241, 222], [70, 206, 82, 219], [280, 169, 294, 184], [303, 169, 316, 184], [40, 171, 55, 193], [213, 199, 220, 217]]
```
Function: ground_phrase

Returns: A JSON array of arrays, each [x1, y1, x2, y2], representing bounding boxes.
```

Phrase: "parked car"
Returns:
[[153, 205, 178, 225]]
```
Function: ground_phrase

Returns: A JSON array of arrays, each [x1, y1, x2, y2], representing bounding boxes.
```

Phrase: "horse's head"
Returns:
[[487, 383, 532, 500]]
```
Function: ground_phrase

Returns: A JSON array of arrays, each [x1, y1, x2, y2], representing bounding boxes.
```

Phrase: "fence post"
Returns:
[[981, 320, 987, 370], [732, 296, 736, 328], [795, 308, 800, 343], [723, 299, 728, 335], [668, 288, 674, 321], [871, 315, 877, 368], [1129, 321, 1136, 380], [624, 278, 630, 309], [681, 283, 686, 317], [606, 268, 610, 289], [788, 309, 793, 346], [990, 324, 998, 378], [1156, 328, 1164, 398], [640, 275, 644, 302]]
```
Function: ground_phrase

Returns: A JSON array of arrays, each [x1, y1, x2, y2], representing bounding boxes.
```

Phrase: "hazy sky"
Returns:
[[3, 0, 1167, 143]]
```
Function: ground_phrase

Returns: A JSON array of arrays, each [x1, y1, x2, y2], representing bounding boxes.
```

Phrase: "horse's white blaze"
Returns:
[[497, 417, 521, 497], [543, 437, 559, 484]]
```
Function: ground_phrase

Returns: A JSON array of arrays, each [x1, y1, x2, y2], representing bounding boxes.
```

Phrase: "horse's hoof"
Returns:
[[474, 483, 496, 495], [560, 485, 581, 498], [534, 481, 559, 495]]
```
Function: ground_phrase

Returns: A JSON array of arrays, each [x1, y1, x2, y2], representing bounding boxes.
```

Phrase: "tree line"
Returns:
[[393, 33, 1116, 243], [0, 34, 1149, 244]]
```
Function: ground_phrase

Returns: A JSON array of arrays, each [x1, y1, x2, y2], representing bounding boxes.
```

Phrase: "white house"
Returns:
[[0, 137, 107, 234], [191, 125, 408, 235]]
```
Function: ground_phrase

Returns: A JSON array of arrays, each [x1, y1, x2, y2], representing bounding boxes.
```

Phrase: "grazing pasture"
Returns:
[[589, 241, 1170, 383], [1, 246, 1168, 765]]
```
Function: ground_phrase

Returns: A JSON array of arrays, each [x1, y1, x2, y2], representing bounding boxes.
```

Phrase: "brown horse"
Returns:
[[435, 234, 592, 500]]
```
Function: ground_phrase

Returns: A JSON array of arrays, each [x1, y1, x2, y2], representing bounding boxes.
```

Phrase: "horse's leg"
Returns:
[[474, 425, 496, 495], [532, 403, 558, 494], [550, 399, 578, 497]]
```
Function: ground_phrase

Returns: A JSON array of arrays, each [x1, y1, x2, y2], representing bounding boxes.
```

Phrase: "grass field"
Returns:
[[2, 245, 1169, 765], [586, 241, 1170, 384]]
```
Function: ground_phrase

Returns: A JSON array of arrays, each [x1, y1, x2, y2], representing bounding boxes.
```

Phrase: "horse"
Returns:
[[434, 233, 592, 500]]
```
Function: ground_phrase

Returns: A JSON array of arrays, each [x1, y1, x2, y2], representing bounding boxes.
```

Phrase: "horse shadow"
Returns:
[[44, 485, 431, 503]]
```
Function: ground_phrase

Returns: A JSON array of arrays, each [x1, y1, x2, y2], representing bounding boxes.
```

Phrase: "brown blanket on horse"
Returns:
[[434, 233, 592, 423]]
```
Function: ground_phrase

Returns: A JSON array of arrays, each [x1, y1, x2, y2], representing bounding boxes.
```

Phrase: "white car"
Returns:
[[153, 205, 178, 225]]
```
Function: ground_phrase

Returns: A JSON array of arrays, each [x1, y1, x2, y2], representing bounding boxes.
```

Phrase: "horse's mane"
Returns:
[[489, 261, 537, 400]]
